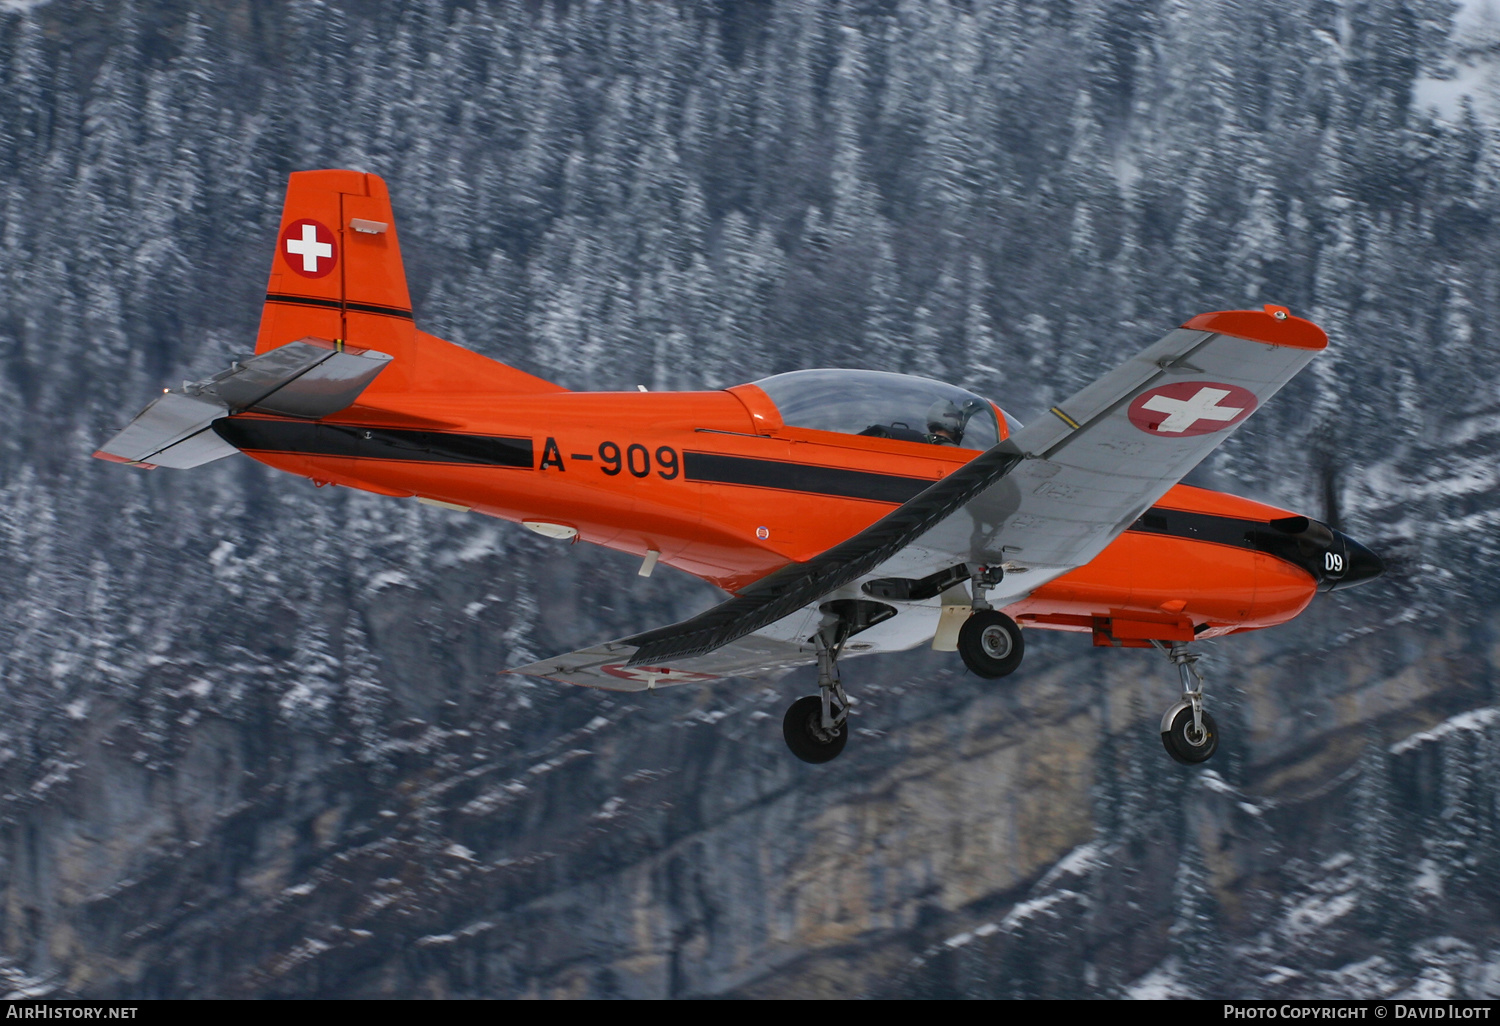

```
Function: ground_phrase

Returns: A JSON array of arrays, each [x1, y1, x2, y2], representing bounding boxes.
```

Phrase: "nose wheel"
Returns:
[[1155, 642, 1220, 764], [1162, 704, 1219, 763]]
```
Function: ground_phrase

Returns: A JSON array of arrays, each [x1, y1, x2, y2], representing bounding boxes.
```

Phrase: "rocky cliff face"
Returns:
[[0, 0, 1495, 998]]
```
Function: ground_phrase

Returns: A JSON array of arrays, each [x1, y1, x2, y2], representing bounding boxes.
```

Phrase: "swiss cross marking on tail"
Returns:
[[280, 218, 338, 279], [1127, 382, 1258, 437]]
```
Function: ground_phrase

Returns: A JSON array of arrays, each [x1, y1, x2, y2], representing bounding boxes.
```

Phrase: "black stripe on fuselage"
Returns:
[[265, 292, 415, 321], [683, 451, 932, 504], [1128, 508, 1261, 548], [214, 418, 532, 467], [1127, 508, 1316, 579]]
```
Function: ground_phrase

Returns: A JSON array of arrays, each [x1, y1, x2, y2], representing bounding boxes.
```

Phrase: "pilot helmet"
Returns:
[[926, 399, 965, 444]]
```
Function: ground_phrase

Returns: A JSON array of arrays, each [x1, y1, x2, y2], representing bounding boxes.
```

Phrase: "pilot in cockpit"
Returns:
[[858, 396, 991, 447], [926, 398, 989, 446], [926, 400, 966, 445]]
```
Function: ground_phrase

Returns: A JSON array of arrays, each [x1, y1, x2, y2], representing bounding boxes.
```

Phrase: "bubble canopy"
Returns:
[[752, 369, 1002, 451]]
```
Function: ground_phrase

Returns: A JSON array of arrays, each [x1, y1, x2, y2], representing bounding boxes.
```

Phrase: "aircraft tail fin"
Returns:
[[257, 170, 562, 400]]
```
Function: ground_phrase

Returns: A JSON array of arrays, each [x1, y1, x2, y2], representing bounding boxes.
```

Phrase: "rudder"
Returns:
[[257, 170, 561, 401]]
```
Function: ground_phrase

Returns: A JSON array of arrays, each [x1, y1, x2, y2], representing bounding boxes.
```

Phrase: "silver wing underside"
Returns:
[[869, 326, 1314, 593], [520, 315, 1325, 691]]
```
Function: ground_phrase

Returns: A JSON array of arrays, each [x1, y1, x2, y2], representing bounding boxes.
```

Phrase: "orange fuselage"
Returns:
[[220, 382, 1318, 645]]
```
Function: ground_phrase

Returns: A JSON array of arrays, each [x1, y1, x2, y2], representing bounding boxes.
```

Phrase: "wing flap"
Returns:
[[509, 632, 815, 691]]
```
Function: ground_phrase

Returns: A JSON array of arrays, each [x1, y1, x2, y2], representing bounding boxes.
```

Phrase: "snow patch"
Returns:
[[1283, 888, 1358, 939], [417, 918, 496, 947], [1197, 769, 1236, 795], [363, 570, 414, 596], [438, 525, 504, 567], [1397, 966, 1458, 1000], [1037, 841, 1104, 890], [1413, 858, 1445, 900], [1260, 965, 1304, 987], [1392, 707, 1500, 754], [278, 937, 331, 969], [1126, 956, 1189, 1000], [1323, 955, 1399, 997], [1466, 951, 1500, 999], [527, 749, 592, 776], [1000, 889, 1084, 930]]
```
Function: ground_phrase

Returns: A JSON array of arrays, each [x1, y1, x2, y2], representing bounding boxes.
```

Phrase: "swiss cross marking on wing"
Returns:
[[280, 218, 338, 279], [600, 664, 717, 685], [1127, 382, 1257, 437]]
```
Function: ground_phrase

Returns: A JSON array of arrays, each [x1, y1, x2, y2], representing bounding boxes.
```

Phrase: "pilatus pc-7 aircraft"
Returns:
[[96, 171, 1383, 765]]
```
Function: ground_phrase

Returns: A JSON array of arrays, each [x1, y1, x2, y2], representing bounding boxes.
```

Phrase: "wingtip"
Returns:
[[1183, 305, 1328, 351], [92, 450, 156, 469]]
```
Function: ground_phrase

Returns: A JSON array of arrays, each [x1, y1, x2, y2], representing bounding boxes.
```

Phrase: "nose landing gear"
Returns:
[[1155, 642, 1219, 764]]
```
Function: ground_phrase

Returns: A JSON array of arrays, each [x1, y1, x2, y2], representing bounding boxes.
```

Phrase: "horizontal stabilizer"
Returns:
[[94, 338, 391, 469], [188, 338, 392, 418], [93, 392, 234, 469]]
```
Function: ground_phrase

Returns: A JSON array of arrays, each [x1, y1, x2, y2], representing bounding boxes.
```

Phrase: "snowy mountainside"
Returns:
[[885, 704, 1500, 1000], [0, 0, 1496, 998]]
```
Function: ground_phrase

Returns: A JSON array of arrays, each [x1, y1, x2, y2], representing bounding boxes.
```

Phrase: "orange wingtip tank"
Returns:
[[91, 450, 156, 469], [1183, 304, 1328, 350]]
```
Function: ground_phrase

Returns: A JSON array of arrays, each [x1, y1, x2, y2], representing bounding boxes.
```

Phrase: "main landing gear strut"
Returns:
[[782, 616, 853, 764], [781, 566, 1029, 763], [956, 564, 1024, 679], [1154, 641, 1219, 764]]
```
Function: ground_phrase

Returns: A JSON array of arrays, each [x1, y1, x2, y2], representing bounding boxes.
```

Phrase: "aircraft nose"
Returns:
[[1325, 531, 1385, 591]]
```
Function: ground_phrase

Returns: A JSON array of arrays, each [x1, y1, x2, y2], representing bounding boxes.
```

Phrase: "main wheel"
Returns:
[[957, 610, 1025, 679], [782, 695, 848, 764], [1162, 706, 1219, 764]]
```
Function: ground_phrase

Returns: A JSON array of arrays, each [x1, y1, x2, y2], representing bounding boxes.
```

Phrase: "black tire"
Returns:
[[1161, 706, 1220, 765], [957, 610, 1025, 679], [782, 695, 848, 764]]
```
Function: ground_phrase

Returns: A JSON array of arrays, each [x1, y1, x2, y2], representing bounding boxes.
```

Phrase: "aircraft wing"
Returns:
[[509, 307, 1326, 691], [867, 307, 1327, 588]]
